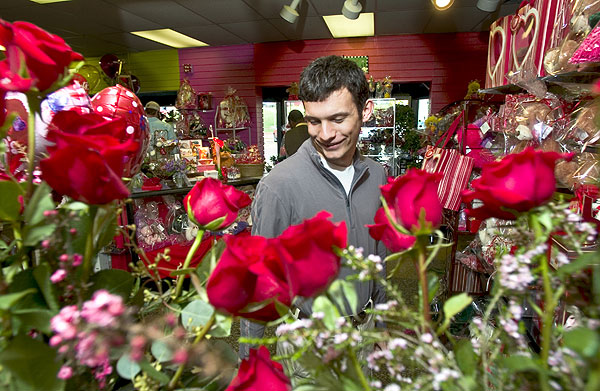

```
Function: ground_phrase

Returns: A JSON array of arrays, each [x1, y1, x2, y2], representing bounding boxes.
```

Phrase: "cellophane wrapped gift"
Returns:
[[176, 78, 196, 109]]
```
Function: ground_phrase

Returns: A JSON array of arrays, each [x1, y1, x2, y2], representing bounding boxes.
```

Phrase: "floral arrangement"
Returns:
[[1, 18, 599, 391]]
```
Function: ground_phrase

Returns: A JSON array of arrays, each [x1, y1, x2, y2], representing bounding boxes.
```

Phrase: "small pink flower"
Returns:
[[41, 239, 51, 248], [57, 365, 73, 379], [50, 269, 67, 283], [172, 348, 188, 364], [81, 290, 124, 327], [49, 335, 62, 347], [59, 254, 69, 263], [164, 313, 177, 327], [69, 228, 77, 235], [72, 253, 83, 267], [43, 210, 58, 217], [51, 305, 80, 340]]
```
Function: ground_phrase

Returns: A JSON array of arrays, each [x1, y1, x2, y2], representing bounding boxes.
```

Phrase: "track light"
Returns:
[[431, 0, 454, 11], [280, 0, 301, 24], [342, 0, 362, 20], [476, 0, 501, 12]]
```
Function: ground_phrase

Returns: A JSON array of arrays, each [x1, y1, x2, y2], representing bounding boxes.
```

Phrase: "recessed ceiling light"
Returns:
[[29, 0, 72, 4], [130, 29, 209, 49], [323, 13, 374, 38], [431, 0, 455, 11]]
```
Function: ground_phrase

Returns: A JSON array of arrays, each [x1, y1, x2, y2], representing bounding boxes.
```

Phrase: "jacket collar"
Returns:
[[303, 138, 368, 174]]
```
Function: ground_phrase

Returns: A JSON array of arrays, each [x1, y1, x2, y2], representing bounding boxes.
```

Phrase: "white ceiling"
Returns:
[[0, 0, 520, 57]]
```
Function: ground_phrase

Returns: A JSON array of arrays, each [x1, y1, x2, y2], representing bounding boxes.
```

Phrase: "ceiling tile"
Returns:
[[103, 0, 212, 27], [177, 24, 247, 46], [244, 0, 318, 18], [221, 20, 286, 43], [424, 6, 488, 33], [269, 16, 330, 40], [377, 10, 430, 35], [308, 0, 375, 15], [0, 0, 32, 9], [63, 35, 130, 57], [176, 0, 262, 23], [376, 0, 429, 11]]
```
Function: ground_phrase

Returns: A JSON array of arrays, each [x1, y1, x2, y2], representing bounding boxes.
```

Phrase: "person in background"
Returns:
[[240, 55, 388, 382], [282, 109, 309, 157], [144, 101, 177, 152]]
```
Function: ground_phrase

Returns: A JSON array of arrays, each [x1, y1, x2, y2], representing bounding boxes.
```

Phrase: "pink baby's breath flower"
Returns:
[[72, 253, 83, 267], [49, 335, 62, 347], [172, 348, 188, 364], [57, 365, 73, 380], [69, 228, 77, 235], [51, 305, 80, 340], [41, 239, 51, 248], [50, 269, 67, 283], [59, 254, 69, 263], [81, 290, 125, 327]]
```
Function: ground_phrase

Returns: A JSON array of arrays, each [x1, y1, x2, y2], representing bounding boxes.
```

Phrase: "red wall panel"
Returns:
[[179, 32, 488, 149]]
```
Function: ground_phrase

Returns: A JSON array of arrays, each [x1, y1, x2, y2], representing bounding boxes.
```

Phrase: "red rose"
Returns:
[[225, 346, 291, 391], [462, 148, 571, 220], [367, 208, 417, 253], [381, 168, 443, 233], [0, 19, 83, 92], [40, 111, 137, 204], [278, 211, 347, 297], [184, 178, 251, 231], [207, 235, 293, 322]]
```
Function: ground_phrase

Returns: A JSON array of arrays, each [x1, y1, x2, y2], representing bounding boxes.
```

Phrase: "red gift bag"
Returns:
[[422, 112, 474, 211]]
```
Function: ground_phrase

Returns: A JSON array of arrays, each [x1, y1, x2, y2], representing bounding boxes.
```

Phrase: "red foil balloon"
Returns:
[[91, 84, 150, 177], [99, 54, 120, 79]]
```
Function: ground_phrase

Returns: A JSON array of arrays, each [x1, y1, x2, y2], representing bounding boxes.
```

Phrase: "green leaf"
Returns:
[[12, 309, 54, 334], [0, 289, 36, 310], [88, 269, 134, 300], [0, 239, 7, 250], [93, 205, 119, 250], [7, 270, 47, 310], [62, 202, 89, 211], [116, 354, 141, 380], [558, 252, 599, 277], [443, 293, 472, 323], [138, 359, 169, 385], [455, 339, 477, 376], [32, 264, 59, 312], [151, 340, 173, 362], [181, 300, 214, 331], [23, 223, 57, 246], [208, 313, 232, 338], [327, 280, 358, 315], [0, 334, 65, 391], [428, 273, 440, 303], [23, 183, 54, 226], [312, 296, 339, 330], [439, 293, 472, 334], [500, 355, 541, 373], [195, 238, 225, 283], [564, 327, 600, 358], [0, 180, 25, 221]]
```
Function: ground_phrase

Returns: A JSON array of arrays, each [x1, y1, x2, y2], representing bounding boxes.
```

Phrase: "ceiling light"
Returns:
[[342, 0, 362, 20], [323, 13, 374, 38], [431, 0, 454, 11], [476, 0, 501, 12], [280, 0, 301, 24], [0, 45, 5, 51], [29, 0, 72, 3], [130, 29, 208, 48]]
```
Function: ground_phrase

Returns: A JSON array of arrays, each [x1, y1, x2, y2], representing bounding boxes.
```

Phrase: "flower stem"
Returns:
[[416, 236, 431, 325], [167, 312, 216, 390], [540, 253, 556, 371], [173, 230, 204, 300], [25, 94, 40, 201], [81, 206, 98, 283], [348, 348, 371, 391]]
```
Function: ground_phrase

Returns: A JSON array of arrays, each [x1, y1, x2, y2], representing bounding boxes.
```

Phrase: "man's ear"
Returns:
[[362, 99, 374, 123]]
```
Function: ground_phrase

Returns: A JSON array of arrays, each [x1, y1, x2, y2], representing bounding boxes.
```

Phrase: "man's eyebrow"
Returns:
[[305, 111, 351, 121]]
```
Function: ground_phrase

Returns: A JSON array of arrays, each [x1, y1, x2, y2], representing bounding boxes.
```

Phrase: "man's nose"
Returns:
[[320, 121, 335, 140]]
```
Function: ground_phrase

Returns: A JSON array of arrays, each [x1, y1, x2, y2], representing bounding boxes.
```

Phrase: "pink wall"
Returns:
[[179, 32, 489, 149]]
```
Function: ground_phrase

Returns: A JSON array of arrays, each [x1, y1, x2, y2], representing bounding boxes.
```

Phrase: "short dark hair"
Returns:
[[299, 55, 369, 114], [287, 109, 304, 124]]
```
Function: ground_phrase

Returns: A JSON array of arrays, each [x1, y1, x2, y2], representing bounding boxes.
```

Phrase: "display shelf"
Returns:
[[214, 126, 251, 144], [479, 71, 600, 96], [129, 176, 262, 199]]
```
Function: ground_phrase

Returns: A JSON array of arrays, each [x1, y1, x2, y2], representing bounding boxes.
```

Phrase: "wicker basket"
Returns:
[[236, 163, 264, 177]]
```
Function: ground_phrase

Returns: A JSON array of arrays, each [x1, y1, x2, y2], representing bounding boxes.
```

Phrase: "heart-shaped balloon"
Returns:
[[99, 54, 121, 79], [78, 64, 102, 92], [91, 84, 150, 177]]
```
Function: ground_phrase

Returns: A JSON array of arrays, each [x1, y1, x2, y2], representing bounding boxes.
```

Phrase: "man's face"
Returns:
[[303, 88, 373, 168]]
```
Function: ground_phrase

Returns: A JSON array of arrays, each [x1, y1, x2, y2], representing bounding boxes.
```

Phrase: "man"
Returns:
[[282, 109, 309, 157], [144, 101, 177, 152], [240, 56, 388, 379]]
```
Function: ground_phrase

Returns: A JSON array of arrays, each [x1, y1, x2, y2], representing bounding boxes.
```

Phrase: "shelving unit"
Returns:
[[359, 98, 397, 175]]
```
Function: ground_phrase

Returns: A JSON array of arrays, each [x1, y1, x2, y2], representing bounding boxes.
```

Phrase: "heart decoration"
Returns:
[[487, 24, 506, 87], [510, 7, 540, 71]]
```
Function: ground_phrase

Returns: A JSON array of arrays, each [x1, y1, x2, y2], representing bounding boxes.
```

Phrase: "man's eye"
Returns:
[[333, 118, 344, 124], [308, 120, 320, 125]]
